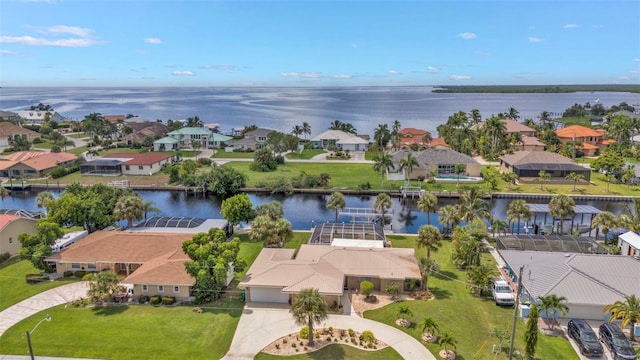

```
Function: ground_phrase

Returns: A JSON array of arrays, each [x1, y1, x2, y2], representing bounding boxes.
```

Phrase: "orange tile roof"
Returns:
[[102, 153, 172, 165], [398, 128, 429, 136], [556, 125, 602, 139], [580, 143, 598, 150], [601, 139, 616, 145], [4, 151, 47, 162], [0, 214, 21, 231], [429, 138, 449, 147], [123, 250, 194, 286], [0, 160, 18, 170], [21, 152, 78, 171]]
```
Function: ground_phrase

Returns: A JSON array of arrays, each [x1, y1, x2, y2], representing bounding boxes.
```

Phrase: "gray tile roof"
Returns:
[[391, 148, 478, 166]]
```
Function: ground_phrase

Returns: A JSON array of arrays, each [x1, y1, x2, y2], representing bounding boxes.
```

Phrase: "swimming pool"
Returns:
[[434, 174, 483, 183]]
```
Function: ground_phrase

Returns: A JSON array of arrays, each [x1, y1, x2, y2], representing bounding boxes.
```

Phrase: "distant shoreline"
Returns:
[[433, 84, 640, 94]]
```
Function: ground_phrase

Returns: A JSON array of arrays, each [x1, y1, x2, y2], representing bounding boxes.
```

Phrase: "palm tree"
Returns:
[[396, 305, 413, 321], [372, 152, 395, 186], [548, 194, 575, 235], [417, 192, 438, 226], [373, 123, 391, 152], [591, 211, 617, 241], [483, 115, 507, 155], [506, 199, 531, 234], [417, 225, 442, 259], [454, 164, 466, 187], [326, 192, 346, 223], [438, 332, 457, 357], [0, 187, 10, 199], [399, 153, 419, 180], [604, 295, 640, 342], [143, 200, 160, 220], [618, 198, 640, 232], [302, 122, 311, 140], [292, 288, 328, 346], [36, 191, 55, 213], [391, 120, 401, 150], [113, 195, 144, 228], [507, 107, 520, 121], [374, 193, 392, 226], [438, 204, 460, 235], [537, 294, 569, 330], [490, 218, 509, 237], [469, 109, 482, 125], [458, 188, 490, 223], [420, 316, 440, 340], [291, 125, 303, 139], [186, 116, 203, 127], [537, 170, 550, 190], [421, 132, 432, 147], [565, 172, 585, 192], [418, 257, 439, 291]]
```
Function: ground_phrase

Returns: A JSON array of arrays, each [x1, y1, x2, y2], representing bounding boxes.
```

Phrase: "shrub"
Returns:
[[0, 252, 11, 264], [161, 296, 176, 305], [25, 274, 49, 284], [73, 270, 86, 278], [138, 295, 150, 304], [50, 166, 68, 179], [63, 270, 74, 278], [275, 155, 285, 164], [197, 158, 212, 166], [299, 326, 309, 339], [385, 282, 401, 299], [360, 330, 376, 345], [360, 280, 374, 298], [82, 273, 95, 281], [348, 329, 355, 337], [358, 182, 372, 190], [150, 295, 161, 305], [340, 329, 347, 337], [326, 336, 332, 342], [282, 338, 288, 344], [291, 343, 297, 348]]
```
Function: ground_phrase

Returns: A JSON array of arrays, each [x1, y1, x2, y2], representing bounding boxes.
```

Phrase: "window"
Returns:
[[120, 263, 127, 271], [71, 263, 81, 269], [157, 285, 164, 292], [8, 237, 12, 244], [125, 165, 130, 171], [142, 284, 148, 292], [87, 263, 96, 270], [173, 286, 180, 293], [138, 165, 143, 170]]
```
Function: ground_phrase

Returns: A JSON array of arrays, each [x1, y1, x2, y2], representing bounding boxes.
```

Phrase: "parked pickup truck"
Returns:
[[492, 280, 515, 306]]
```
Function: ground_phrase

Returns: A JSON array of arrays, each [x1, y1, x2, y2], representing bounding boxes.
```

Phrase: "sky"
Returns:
[[0, 0, 639, 87]]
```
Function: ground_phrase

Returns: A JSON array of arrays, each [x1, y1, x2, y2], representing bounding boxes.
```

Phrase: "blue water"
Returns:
[[1, 87, 638, 136]]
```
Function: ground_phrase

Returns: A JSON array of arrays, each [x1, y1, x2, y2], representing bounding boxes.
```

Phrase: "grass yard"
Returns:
[[0, 304, 242, 360], [67, 145, 88, 156], [286, 149, 326, 160], [0, 260, 78, 312], [368, 235, 579, 360], [29, 171, 170, 187], [213, 150, 254, 159], [254, 344, 403, 359], [66, 133, 90, 139]]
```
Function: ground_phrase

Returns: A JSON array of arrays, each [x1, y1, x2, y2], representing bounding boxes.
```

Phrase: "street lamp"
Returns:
[[26, 314, 51, 360]]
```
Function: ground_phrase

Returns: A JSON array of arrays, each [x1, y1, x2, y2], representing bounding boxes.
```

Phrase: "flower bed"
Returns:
[[262, 328, 388, 356]]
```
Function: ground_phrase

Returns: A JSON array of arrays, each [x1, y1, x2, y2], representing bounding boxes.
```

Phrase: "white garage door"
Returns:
[[250, 287, 289, 303]]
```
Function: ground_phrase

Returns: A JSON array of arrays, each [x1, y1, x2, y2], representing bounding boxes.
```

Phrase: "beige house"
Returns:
[[45, 231, 195, 300], [556, 125, 614, 157], [0, 151, 78, 178], [390, 148, 482, 180], [0, 214, 38, 255], [240, 245, 421, 305], [0, 122, 39, 147], [101, 153, 175, 176]]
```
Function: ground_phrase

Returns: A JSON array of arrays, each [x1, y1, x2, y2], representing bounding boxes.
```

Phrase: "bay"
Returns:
[[0, 189, 627, 234], [1, 87, 638, 136]]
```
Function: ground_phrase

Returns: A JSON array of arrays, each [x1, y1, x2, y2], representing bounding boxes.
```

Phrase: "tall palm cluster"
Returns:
[[436, 108, 529, 161], [291, 122, 311, 140], [82, 112, 119, 142], [328, 120, 357, 134]]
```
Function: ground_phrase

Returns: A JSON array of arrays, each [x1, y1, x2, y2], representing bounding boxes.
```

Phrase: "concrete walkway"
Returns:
[[0, 282, 89, 337], [221, 302, 435, 360]]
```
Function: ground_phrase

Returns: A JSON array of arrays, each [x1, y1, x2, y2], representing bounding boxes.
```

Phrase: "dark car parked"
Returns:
[[568, 319, 604, 357], [599, 322, 637, 360]]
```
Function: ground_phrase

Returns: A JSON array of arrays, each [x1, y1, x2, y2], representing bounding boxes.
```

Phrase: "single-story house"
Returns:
[[0, 111, 21, 122], [499, 250, 640, 320], [227, 128, 273, 151], [0, 212, 39, 255], [17, 110, 66, 126], [617, 231, 640, 258], [81, 153, 176, 176], [153, 137, 180, 152], [45, 231, 196, 300], [310, 130, 369, 151], [239, 244, 421, 305], [556, 125, 614, 157], [0, 122, 39, 147], [0, 151, 78, 178], [308, 223, 386, 248], [499, 151, 591, 182], [122, 122, 168, 145], [390, 148, 482, 180]]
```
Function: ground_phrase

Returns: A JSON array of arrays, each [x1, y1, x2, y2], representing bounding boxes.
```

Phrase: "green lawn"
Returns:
[[0, 304, 242, 360], [213, 150, 255, 158], [554, 116, 593, 127], [0, 260, 78, 312], [66, 133, 90, 139], [286, 149, 326, 160], [254, 344, 403, 360], [67, 146, 88, 156], [366, 235, 579, 360]]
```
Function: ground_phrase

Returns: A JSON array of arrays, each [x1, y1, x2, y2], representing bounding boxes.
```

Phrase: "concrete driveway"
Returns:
[[221, 302, 435, 360], [0, 282, 89, 337]]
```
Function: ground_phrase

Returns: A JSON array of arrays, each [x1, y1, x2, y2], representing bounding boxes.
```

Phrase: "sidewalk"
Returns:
[[0, 282, 89, 337]]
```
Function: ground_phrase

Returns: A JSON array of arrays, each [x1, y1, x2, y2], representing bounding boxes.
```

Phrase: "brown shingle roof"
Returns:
[[123, 250, 194, 286], [500, 151, 575, 166], [502, 119, 536, 134], [0, 122, 39, 138]]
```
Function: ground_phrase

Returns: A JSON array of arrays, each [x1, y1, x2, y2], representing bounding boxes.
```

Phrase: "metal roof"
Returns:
[[0, 208, 43, 219], [527, 203, 601, 215], [135, 216, 206, 229], [496, 234, 607, 254], [309, 223, 385, 245]]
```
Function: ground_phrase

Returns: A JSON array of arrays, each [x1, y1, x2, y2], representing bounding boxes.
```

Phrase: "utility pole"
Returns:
[[26, 331, 34, 360], [508, 266, 524, 360]]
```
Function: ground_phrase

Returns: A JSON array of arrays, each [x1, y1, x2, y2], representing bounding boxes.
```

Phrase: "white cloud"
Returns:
[[617, 76, 630, 80], [198, 64, 237, 70], [528, 37, 544, 43], [634, 58, 640, 62], [0, 25, 100, 47], [332, 74, 352, 79], [144, 38, 162, 44], [280, 72, 322, 78], [0, 50, 17, 56], [135, 50, 148, 54], [388, 70, 400, 75], [427, 66, 440, 73], [172, 71, 194, 76], [457, 32, 477, 40], [449, 75, 471, 80], [79, 77, 96, 81], [351, 44, 361, 48], [630, 70, 640, 74], [563, 24, 579, 29]]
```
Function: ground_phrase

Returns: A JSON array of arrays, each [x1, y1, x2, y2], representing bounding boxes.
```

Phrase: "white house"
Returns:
[[310, 130, 369, 151], [618, 231, 640, 258], [17, 110, 66, 126]]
